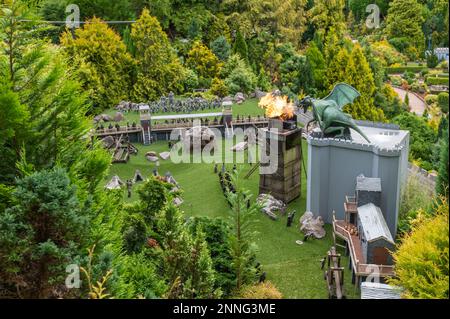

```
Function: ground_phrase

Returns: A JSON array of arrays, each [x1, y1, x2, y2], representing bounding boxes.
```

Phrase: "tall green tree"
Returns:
[[210, 35, 231, 61], [305, 42, 326, 93], [308, 0, 346, 39], [385, 0, 425, 59], [226, 174, 259, 292], [233, 31, 249, 63], [186, 40, 222, 87], [131, 9, 187, 101], [61, 18, 134, 111], [1, 0, 96, 179]]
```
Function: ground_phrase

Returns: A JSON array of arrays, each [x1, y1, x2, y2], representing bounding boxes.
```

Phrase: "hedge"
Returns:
[[386, 66, 428, 74], [426, 77, 450, 86]]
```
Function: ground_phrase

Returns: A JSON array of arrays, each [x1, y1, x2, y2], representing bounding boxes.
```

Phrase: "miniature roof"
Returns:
[[139, 105, 150, 111], [434, 47, 449, 53], [356, 174, 382, 192], [151, 112, 223, 121], [357, 203, 394, 243], [361, 282, 401, 299]]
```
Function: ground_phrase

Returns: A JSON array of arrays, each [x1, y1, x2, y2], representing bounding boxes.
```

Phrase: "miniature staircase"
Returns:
[[142, 129, 151, 145]]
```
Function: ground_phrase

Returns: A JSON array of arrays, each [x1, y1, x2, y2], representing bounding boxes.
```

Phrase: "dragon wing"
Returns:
[[323, 83, 361, 110]]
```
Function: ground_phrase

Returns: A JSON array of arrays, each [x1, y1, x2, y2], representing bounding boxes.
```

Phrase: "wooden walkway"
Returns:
[[333, 218, 395, 283]]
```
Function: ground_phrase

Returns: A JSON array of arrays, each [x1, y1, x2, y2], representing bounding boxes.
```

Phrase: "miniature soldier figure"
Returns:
[[286, 211, 296, 227], [168, 141, 173, 150], [221, 163, 226, 173], [232, 164, 237, 173], [126, 179, 133, 198], [214, 163, 218, 174], [152, 168, 159, 177]]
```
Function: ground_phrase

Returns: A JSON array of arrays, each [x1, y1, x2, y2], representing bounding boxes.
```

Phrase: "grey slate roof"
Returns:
[[358, 203, 394, 243], [356, 174, 382, 192], [361, 282, 402, 299]]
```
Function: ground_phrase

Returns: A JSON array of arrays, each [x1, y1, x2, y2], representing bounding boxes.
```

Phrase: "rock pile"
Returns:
[[256, 194, 286, 220], [299, 212, 326, 239]]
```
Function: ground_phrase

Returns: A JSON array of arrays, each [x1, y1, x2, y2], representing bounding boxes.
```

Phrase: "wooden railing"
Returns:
[[332, 216, 395, 278]]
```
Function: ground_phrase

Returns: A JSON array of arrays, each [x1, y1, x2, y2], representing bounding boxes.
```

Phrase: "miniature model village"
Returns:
[[94, 83, 409, 299]]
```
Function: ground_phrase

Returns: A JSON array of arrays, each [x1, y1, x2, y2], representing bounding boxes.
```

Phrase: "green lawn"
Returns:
[[106, 139, 360, 299], [101, 99, 265, 126]]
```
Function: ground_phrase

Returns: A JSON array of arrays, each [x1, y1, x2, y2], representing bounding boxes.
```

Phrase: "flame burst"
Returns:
[[258, 93, 294, 120]]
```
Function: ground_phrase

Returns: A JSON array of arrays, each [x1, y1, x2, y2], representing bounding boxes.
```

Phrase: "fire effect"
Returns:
[[258, 93, 295, 120]]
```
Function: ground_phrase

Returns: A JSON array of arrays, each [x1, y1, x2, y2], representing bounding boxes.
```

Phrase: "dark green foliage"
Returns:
[[121, 209, 148, 254], [0, 168, 88, 298], [233, 31, 249, 63], [137, 177, 171, 224], [280, 54, 314, 97], [393, 112, 438, 169], [438, 93, 449, 114], [427, 52, 439, 68], [210, 36, 231, 61], [189, 217, 235, 297]]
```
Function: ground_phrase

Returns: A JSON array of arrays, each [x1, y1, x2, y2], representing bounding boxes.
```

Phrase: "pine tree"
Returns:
[[233, 31, 249, 63], [305, 42, 326, 92], [131, 9, 187, 101], [0, 168, 88, 298], [226, 174, 259, 292], [185, 225, 218, 298], [210, 36, 231, 61], [1, 0, 95, 177]]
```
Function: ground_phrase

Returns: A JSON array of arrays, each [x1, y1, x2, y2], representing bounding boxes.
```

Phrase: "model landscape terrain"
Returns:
[[0, 0, 448, 300]]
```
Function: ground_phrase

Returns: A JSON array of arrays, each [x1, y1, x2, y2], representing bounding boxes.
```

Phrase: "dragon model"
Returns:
[[299, 83, 371, 143]]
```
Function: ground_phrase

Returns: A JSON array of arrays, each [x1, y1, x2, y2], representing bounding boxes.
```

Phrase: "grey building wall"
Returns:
[[306, 129, 409, 238]]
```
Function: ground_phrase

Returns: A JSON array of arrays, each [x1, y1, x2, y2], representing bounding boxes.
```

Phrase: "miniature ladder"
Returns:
[[142, 127, 151, 145], [225, 122, 234, 139], [244, 161, 261, 179]]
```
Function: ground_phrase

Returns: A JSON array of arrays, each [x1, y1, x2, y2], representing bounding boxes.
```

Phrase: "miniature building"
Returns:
[[307, 121, 410, 237], [259, 118, 302, 203], [356, 174, 382, 208], [361, 282, 401, 299], [357, 203, 395, 265]]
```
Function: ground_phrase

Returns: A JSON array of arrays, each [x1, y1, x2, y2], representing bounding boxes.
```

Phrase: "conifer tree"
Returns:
[[226, 174, 259, 292], [186, 41, 222, 86], [61, 18, 134, 111], [0, 168, 88, 298], [385, 0, 425, 59], [131, 9, 187, 101], [308, 0, 346, 39], [233, 31, 249, 63]]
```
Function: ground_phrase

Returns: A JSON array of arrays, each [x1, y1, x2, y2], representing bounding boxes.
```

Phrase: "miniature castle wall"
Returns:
[[306, 124, 410, 237]]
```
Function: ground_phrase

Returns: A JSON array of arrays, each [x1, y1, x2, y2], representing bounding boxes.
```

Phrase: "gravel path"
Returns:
[[392, 86, 426, 116]]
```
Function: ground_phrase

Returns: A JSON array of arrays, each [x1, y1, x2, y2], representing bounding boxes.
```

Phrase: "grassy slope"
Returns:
[[105, 100, 360, 299]]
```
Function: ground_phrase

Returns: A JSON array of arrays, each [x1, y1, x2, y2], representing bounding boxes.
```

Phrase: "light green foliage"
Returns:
[[385, 0, 425, 59], [186, 40, 222, 86], [131, 9, 187, 101], [257, 66, 272, 91], [210, 77, 228, 98], [306, 42, 326, 92], [326, 45, 385, 121], [61, 18, 134, 111], [0, 168, 88, 298], [280, 54, 314, 97], [308, 0, 346, 39], [223, 54, 257, 94], [389, 199, 449, 299]]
